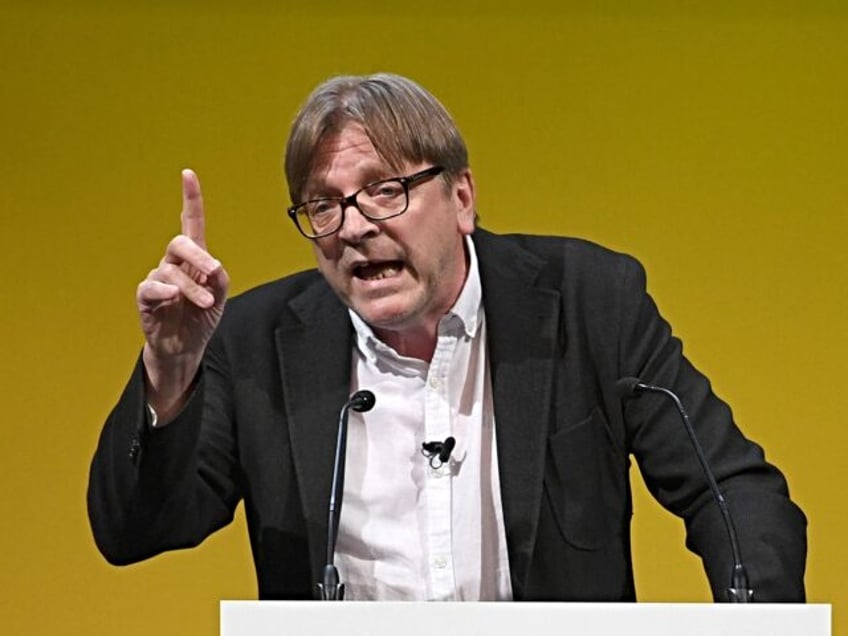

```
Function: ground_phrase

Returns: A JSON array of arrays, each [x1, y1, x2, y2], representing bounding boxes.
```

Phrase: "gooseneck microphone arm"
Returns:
[[616, 377, 753, 603], [315, 389, 376, 601]]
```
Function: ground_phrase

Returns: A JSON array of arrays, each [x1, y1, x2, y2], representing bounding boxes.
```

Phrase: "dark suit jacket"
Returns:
[[88, 229, 807, 601]]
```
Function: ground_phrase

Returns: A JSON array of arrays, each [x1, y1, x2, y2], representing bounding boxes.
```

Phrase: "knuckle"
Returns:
[[168, 234, 187, 251], [158, 262, 177, 278], [136, 279, 158, 303]]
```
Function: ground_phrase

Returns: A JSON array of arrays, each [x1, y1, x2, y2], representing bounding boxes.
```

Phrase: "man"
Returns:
[[88, 73, 807, 602]]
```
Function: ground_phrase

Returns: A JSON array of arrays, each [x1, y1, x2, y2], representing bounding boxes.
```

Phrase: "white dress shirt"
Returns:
[[336, 237, 513, 601]]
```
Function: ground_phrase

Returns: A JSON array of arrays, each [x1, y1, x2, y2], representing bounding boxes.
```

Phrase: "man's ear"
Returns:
[[454, 169, 477, 235]]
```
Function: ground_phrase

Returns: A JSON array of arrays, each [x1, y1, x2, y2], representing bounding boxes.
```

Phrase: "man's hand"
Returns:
[[136, 169, 230, 422]]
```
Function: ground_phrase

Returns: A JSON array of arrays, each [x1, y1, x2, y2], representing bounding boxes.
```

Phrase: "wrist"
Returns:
[[141, 346, 202, 423]]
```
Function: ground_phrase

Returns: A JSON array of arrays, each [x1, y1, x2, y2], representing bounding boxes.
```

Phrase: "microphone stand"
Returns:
[[315, 390, 375, 601], [619, 378, 754, 602]]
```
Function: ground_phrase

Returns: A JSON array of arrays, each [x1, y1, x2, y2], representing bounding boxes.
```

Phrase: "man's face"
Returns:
[[306, 124, 476, 349]]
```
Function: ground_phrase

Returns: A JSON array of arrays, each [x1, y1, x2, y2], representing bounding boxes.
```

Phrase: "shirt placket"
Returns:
[[424, 323, 457, 600]]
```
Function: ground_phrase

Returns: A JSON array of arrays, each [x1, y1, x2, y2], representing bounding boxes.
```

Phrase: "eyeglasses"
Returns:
[[287, 166, 445, 239]]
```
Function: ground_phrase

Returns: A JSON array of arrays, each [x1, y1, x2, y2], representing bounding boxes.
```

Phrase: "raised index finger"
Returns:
[[180, 168, 206, 249]]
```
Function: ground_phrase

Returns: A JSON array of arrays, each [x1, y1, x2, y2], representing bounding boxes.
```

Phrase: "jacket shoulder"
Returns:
[[474, 229, 646, 290]]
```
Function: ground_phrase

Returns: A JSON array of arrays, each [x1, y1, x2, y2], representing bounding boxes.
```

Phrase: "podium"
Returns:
[[221, 601, 831, 635]]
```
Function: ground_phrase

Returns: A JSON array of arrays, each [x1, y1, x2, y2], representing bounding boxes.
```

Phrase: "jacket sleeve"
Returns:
[[613, 254, 807, 601], [87, 339, 242, 566]]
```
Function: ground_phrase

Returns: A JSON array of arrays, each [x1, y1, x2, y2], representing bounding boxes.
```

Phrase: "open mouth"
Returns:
[[353, 261, 404, 281]]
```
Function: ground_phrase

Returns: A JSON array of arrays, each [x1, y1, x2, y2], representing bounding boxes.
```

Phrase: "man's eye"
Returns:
[[370, 183, 402, 198], [309, 201, 336, 215]]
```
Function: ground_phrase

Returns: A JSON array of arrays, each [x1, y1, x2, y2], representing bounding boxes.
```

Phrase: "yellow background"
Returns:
[[2, 2, 845, 633]]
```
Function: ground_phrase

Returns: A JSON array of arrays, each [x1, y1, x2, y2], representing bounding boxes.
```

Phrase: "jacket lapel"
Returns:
[[475, 230, 562, 599], [274, 279, 352, 579]]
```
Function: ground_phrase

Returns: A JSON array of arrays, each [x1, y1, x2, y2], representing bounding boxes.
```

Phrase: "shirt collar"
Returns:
[[349, 235, 483, 364]]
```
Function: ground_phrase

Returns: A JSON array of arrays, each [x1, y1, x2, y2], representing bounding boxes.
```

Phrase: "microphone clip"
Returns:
[[421, 436, 456, 469]]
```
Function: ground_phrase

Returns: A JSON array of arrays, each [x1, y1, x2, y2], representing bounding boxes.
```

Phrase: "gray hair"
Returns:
[[284, 73, 469, 203]]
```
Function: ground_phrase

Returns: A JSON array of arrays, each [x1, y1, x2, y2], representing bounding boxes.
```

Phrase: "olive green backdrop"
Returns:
[[1, 2, 844, 634]]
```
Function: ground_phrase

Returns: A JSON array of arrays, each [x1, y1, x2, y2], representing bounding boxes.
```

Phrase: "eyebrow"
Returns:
[[303, 165, 397, 200]]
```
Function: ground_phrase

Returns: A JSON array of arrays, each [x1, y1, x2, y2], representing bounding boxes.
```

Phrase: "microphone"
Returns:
[[315, 389, 376, 601], [421, 436, 456, 469], [616, 377, 753, 603]]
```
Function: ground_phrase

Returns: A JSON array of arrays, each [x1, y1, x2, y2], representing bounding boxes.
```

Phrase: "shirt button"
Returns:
[[428, 376, 441, 389], [433, 557, 447, 569]]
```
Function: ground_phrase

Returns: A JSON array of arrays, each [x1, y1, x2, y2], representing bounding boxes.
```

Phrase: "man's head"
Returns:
[[285, 73, 469, 204], [284, 74, 476, 359]]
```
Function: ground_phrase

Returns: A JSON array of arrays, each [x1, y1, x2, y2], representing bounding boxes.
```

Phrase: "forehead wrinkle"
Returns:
[[304, 128, 401, 198]]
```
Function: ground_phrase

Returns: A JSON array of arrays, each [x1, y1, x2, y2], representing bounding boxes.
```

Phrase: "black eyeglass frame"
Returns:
[[287, 165, 445, 239]]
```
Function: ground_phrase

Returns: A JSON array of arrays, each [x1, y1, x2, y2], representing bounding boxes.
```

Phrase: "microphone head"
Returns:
[[349, 390, 376, 413], [615, 376, 642, 399], [438, 436, 456, 462]]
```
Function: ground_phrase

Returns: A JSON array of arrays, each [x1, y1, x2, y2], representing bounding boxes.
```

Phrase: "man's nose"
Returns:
[[337, 202, 380, 243]]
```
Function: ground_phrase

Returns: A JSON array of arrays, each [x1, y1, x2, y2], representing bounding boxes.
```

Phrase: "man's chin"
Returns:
[[349, 296, 416, 328], [353, 308, 409, 330]]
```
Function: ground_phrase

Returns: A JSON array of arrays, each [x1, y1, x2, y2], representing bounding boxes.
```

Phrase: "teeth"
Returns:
[[356, 262, 400, 281], [363, 265, 398, 280]]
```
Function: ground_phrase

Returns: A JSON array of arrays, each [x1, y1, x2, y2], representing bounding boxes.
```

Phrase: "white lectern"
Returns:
[[221, 601, 830, 636]]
